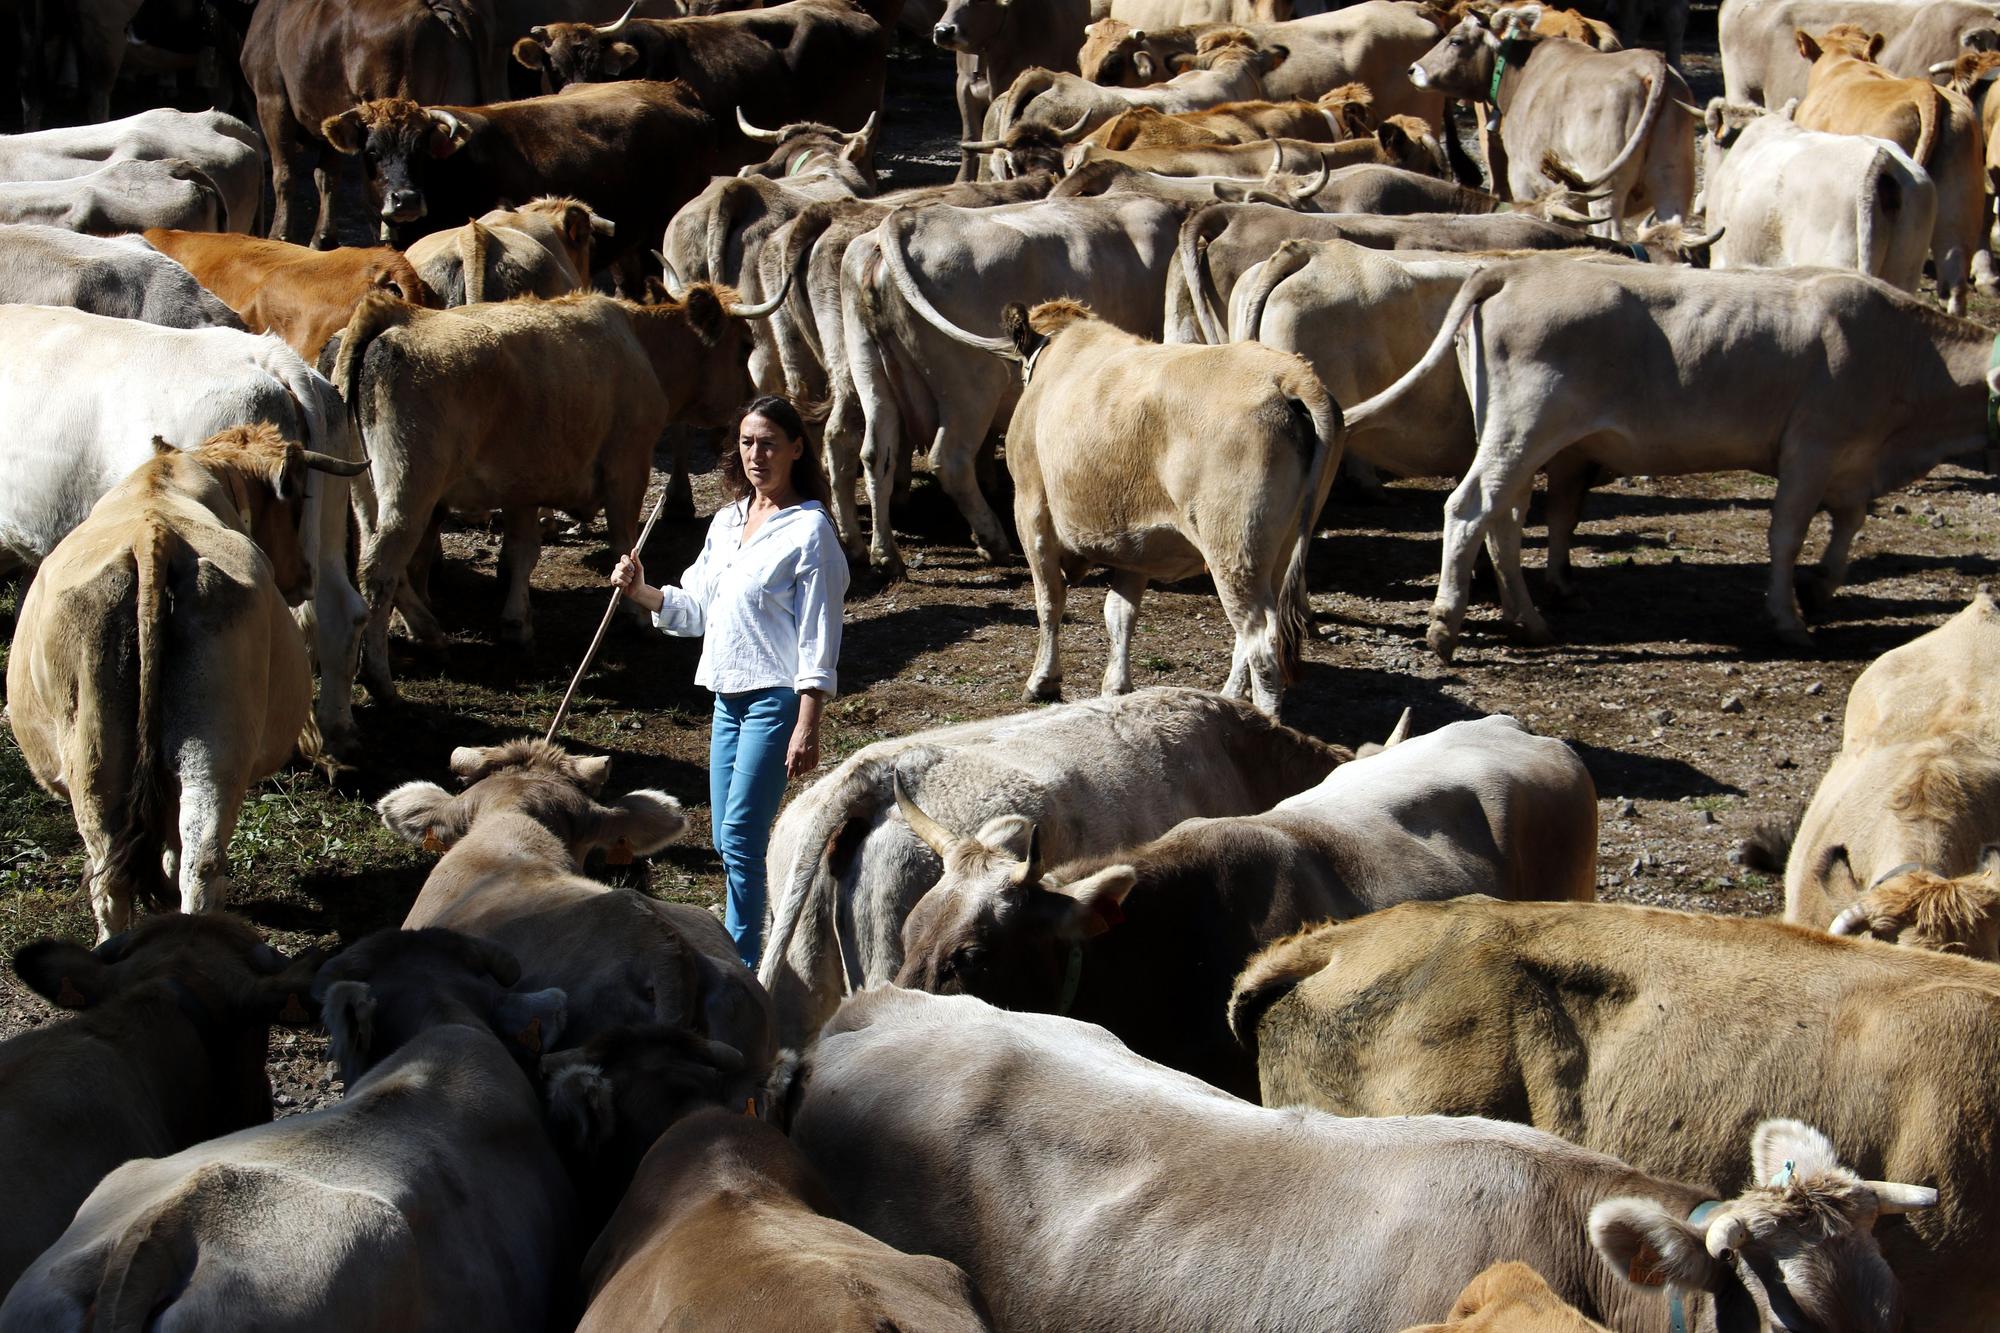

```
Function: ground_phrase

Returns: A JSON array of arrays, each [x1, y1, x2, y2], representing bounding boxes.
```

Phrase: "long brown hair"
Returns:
[[719, 394, 831, 509]]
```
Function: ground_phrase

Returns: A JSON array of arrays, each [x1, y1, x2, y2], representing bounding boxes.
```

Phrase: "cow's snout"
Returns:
[[382, 189, 426, 222], [933, 21, 958, 46], [1408, 63, 1430, 88]]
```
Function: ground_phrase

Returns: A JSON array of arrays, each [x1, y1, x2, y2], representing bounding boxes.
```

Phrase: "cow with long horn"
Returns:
[[326, 279, 779, 699], [7, 425, 369, 940]]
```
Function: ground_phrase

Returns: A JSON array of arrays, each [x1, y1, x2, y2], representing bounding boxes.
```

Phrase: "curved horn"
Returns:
[[845, 110, 878, 148], [723, 261, 795, 319], [959, 136, 1008, 150], [594, 1, 637, 34], [1052, 109, 1096, 143], [1287, 156, 1331, 202], [1704, 1213, 1750, 1263], [1547, 203, 1598, 226], [1264, 140, 1284, 181], [1867, 1182, 1939, 1214], [1675, 224, 1725, 251], [735, 105, 787, 143], [1931, 59, 1957, 76], [652, 250, 689, 300], [300, 450, 372, 477], [1829, 902, 1871, 936], [529, 23, 549, 39], [431, 109, 466, 142], [1382, 707, 1413, 748], [894, 776, 962, 857]]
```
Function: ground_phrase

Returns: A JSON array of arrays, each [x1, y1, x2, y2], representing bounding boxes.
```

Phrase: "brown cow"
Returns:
[[1795, 23, 1988, 312], [1087, 85, 1376, 147], [140, 230, 435, 358], [329, 282, 773, 686], [511, 0, 888, 170], [935, 0, 1097, 179], [385, 739, 774, 1061], [578, 1111, 995, 1332], [241, 0, 501, 247], [1070, 119, 1449, 177], [319, 81, 717, 258], [1534, 6, 1621, 49], [0, 915, 318, 1295]]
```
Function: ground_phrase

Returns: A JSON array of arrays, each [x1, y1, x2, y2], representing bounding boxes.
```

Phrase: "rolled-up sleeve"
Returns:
[[790, 520, 848, 695]]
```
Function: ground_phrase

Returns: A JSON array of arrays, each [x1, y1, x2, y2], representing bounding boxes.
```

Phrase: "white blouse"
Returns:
[[652, 498, 848, 697]]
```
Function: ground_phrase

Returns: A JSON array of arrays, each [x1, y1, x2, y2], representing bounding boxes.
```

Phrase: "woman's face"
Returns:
[[740, 412, 803, 498]]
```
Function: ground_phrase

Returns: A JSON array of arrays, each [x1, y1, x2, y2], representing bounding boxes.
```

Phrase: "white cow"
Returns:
[[0, 108, 265, 233], [0, 305, 367, 752], [1701, 99, 1936, 291], [0, 159, 223, 233]]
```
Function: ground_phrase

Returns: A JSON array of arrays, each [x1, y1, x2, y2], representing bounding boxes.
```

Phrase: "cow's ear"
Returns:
[[574, 754, 612, 793], [1133, 50, 1156, 81], [589, 789, 688, 859], [1866, 31, 1883, 60], [1046, 864, 1137, 940], [606, 41, 640, 74], [320, 110, 368, 155], [322, 979, 376, 1082], [495, 987, 567, 1057], [561, 203, 594, 249], [13, 940, 113, 1010], [1262, 42, 1289, 69], [1751, 1117, 1840, 1183], [543, 1053, 615, 1152], [1590, 1197, 1721, 1291], [681, 283, 726, 345], [1794, 28, 1822, 63], [513, 37, 548, 69], [1377, 121, 1412, 153], [1002, 302, 1045, 361], [378, 781, 469, 852], [973, 813, 1035, 864], [1820, 844, 1859, 901], [1703, 97, 1725, 140]]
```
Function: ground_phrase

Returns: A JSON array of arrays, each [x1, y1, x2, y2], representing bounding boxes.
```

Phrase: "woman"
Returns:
[[612, 395, 847, 968]]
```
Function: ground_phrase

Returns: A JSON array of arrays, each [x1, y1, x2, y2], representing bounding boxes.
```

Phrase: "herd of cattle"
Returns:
[[7, 0, 2000, 1326]]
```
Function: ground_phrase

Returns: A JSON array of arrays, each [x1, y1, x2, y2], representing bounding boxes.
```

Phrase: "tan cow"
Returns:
[[1721, 0, 2000, 109], [1410, 5, 1697, 237], [578, 1110, 994, 1332], [330, 282, 774, 699], [6, 426, 368, 940], [1071, 118, 1448, 177], [405, 196, 614, 305], [1228, 896, 1986, 1331], [1076, 4, 1450, 129], [139, 229, 435, 358], [1401, 1263, 1613, 1333], [1112, 0, 1289, 29], [0, 915, 319, 1294], [1929, 49, 2000, 287], [1533, 7, 1620, 50], [1085, 83, 1378, 146], [923, 298, 1339, 713], [385, 740, 773, 1062], [1795, 24, 1987, 312], [1740, 594, 2000, 954]]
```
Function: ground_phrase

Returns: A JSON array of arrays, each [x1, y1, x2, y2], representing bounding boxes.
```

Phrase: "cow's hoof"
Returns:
[[1510, 618, 1557, 647], [1793, 574, 1835, 615], [974, 541, 1015, 566], [499, 620, 534, 648], [1426, 621, 1458, 664], [870, 553, 908, 583], [1774, 625, 1817, 653], [361, 674, 401, 707], [1023, 678, 1062, 703]]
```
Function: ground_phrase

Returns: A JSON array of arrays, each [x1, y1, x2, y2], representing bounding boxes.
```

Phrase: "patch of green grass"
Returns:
[[1141, 655, 1174, 674], [1690, 795, 1735, 814]]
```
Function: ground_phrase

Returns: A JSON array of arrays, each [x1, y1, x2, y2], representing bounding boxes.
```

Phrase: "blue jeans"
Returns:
[[710, 686, 800, 968]]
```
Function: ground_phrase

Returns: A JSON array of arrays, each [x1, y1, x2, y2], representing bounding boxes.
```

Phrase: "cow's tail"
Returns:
[[758, 759, 883, 1044], [782, 203, 840, 362], [1857, 146, 1893, 276], [1914, 84, 1941, 168], [95, 1187, 200, 1333], [105, 516, 180, 914], [1545, 52, 1671, 192], [874, 208, 1020, 358], [1341, 268, 1502, 437], [1179, 202, 1234, 344], [1277, 372, 1343, 682], [1734, 813, 1797, 875], [461, 219, 491, 304], [706, 176, 756, 286], [331, 290, 417, 435], [1225, 924, 1341, 1056], [1230, 237, 1315, 343]]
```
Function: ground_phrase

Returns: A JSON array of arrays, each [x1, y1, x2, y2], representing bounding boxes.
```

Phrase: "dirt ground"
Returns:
[[4, 7, 1999, 1113]]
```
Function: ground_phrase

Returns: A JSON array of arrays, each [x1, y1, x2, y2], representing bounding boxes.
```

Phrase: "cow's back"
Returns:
[[1721, 0, 2000, 106]]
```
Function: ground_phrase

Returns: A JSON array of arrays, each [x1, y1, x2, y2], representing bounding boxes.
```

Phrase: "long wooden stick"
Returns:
[[545, 486, 675, 744]]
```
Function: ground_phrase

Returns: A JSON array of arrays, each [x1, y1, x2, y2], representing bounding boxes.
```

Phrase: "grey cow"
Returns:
[[0, 225, 243, 328]]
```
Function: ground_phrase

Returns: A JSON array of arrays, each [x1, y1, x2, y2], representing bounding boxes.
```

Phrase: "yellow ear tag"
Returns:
[[1628, 1242, 1669, 1287], [421, 827, 444, 854], [56, 977, 87, 1009], [606, 839, 634, 866]]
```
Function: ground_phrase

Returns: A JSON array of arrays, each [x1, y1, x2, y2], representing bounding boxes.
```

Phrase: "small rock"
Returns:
[[1664, 530, 1678, 545], [1774, 754, 1797, 770], [1815, 712, 1832, 725], [1715, 876, 1735, 890], [1697, 809, 1715, 826], [1629, 856, 1645, 876], [274, 1092, 295, 1108], [1930, 514, 1947, 530], [1614, 797, 1638, 818], [1921, 502, 1938, 515], [1722, 663, 1742, 677], [1650, 707, 1674, 725], [1804, 681, 1824, 696], [1720, 694, 1745, 714]]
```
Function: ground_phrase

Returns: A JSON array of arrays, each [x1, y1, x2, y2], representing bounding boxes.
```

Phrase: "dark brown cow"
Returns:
[[141, 229, 436, 358], [511, 0, 888, 170], [578, 1111, 994, 1332], [0, 915, 318, 1294], [319, 80, 716, 259], [241, 0, 501, 247], [934, 0, 1096, 180]]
